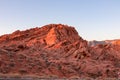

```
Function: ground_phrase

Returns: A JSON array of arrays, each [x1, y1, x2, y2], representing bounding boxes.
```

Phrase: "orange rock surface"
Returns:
[[0, 24, 120, 79]]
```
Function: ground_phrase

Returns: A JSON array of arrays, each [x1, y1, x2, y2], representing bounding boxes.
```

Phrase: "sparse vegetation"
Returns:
[[0, 24, 120, 79]]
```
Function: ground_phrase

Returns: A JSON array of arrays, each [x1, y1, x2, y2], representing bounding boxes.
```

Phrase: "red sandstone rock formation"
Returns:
[[0, 24, 120, 79]]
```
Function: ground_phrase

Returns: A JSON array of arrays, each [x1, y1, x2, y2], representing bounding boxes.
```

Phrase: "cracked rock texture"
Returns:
[[0, 24, 120, 79]]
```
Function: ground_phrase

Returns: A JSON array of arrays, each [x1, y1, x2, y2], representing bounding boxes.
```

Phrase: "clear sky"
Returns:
[[0, 0, 120, 41]]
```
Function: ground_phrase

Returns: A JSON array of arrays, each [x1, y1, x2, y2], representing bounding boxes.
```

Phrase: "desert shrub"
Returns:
[[7, 52, 14, 58], [28, 63, 35, 67], [9, 63, 15, 67], [106, 69, 118, 78], [0, 66, 10, 74], [19, 69, 27, 75], [114, 60, 120, 68], [87, 71, 102, 79], [17, 54, 26, 62], [17, 44, 28, 50]]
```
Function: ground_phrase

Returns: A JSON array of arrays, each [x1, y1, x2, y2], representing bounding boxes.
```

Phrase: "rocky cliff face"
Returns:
[[0, 24, 120, 79]]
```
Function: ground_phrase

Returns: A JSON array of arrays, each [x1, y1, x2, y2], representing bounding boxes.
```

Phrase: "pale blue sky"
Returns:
[[0, 0, 120, 40]]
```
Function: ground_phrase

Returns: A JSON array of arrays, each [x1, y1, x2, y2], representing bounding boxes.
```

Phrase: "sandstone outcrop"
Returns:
[[0, 24, 120, 79]]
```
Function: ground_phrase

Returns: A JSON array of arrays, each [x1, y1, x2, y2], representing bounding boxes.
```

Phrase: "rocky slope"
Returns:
[[0, 24, 120, 79]]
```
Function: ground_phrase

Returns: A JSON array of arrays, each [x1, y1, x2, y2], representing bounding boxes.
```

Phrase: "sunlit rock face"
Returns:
[[0, 24, 120, 79], [44, 24, 81, 45]]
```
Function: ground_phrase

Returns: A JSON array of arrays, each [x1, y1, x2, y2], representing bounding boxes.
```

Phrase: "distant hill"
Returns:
[[88, 39, 120, 46]]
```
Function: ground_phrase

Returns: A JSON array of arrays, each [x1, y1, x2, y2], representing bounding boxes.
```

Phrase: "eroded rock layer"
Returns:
[[0, 24, 120, 79]]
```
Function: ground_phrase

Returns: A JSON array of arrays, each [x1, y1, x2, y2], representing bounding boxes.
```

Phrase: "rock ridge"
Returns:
[[0, 24, 120, 79]]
